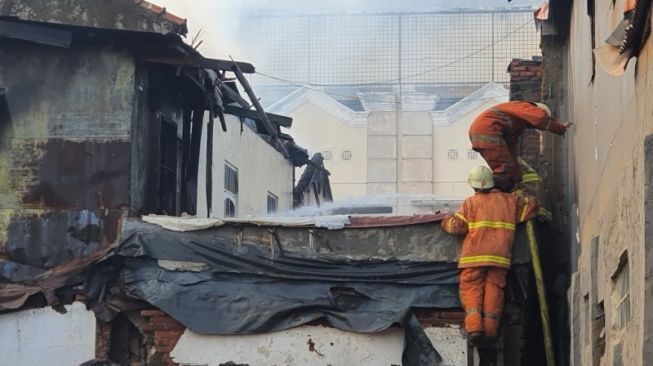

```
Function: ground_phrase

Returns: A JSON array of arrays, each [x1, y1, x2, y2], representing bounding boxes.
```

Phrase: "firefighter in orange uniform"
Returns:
[[469, 101, 571, 191], [441, 166, 539, 342]]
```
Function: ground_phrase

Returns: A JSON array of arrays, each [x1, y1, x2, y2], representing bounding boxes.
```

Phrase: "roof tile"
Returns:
[[134, 0, 187, 27]]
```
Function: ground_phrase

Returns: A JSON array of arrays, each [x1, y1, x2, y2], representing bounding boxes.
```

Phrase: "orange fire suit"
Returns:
[[469, 101, 567, 189], [441, 189, 539, 337]]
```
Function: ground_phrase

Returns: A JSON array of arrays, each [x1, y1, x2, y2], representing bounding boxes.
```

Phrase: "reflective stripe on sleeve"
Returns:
[[467, 221, 516, 230], [454, 212, 468, 223]]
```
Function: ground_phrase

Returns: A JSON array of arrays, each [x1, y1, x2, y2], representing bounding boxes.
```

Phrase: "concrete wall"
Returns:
[[197, 115, 294, 218], [0, 302, 96, 365], [171, 325, 467, 366], [290, 103, 368, 199], [565, 0, 653, 364]]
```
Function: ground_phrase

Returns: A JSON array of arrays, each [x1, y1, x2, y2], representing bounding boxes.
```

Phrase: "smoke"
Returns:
[[153, 0, 246, 59], [283, 193, 462, 217], [152, 0, 542, 60]]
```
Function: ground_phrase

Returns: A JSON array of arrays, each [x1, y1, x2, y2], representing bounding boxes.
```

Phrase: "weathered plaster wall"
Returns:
[[0, 41, 133, 268], [0, 0, 182, 34], [170, 325, 467, 366], [196, 115, 294, 218], [0, 302, 96, 366], [566, 0, 653, 364]]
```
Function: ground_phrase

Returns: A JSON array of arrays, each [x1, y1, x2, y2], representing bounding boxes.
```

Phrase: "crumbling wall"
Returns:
[[540, 37, 574, 366], [170, 324, 467, 366], [0, 302, 96, 366], [0, 0, 185, 35], [508, 58, 544, 169], [0, 41, 134, 268], [564, 0, 653, 365]]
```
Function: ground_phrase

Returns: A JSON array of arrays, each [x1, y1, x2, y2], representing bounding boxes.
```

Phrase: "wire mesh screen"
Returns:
[[240, 10, 539, 90]]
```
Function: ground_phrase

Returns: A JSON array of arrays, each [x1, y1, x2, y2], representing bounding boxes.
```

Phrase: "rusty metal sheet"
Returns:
[[0, 282, 41, 311], [18, 140, 130, 210], [4, 209, 125, 269], [0, 235, 119, 311]]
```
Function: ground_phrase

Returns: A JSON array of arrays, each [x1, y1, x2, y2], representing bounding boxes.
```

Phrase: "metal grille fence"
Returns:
[[240, 10, 540, 90]]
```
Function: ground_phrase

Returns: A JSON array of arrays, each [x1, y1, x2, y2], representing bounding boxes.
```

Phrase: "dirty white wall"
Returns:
[[0, 302, 96, 366], [197, 114, 294, 218], [566, 0, 653, 365], [170, 325, 466, 366]]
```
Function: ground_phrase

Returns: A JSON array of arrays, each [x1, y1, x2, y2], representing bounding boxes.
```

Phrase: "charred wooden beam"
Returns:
[[181, 109, 192, 213], [205, 116, 214, 216], [217, 79, 250, 109], [139, 54, 255, 73], [231, 60, 289, 157], [195, 57, 255, 73], [188, 109, 204, 185], [223, 105, 293, 128]]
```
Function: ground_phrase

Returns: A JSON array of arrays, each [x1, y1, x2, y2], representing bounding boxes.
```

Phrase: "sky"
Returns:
[[154, 0, 541, 59]]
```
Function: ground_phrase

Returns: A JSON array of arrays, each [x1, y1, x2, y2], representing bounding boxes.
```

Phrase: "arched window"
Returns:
[[224, 198, 236, 218]]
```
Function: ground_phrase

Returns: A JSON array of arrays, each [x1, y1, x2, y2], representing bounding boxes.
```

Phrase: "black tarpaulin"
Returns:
[[116, 223, 461, 366]]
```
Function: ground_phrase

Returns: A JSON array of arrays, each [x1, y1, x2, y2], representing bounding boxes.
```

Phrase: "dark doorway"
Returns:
[[159, 116, 180, 215]]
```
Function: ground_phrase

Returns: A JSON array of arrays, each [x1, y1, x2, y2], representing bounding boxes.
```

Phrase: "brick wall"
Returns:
[[414, 309, 465, 328], [140, 309, 186, 366], [508, 58, 544, 169]]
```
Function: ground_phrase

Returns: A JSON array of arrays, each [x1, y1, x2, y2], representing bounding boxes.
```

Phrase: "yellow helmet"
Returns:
[[533, 102, 552, 117], [468, 166, 495, 189]]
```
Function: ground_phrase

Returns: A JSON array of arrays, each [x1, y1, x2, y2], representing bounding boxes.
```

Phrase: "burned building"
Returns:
[[0, 0, 307, 271]]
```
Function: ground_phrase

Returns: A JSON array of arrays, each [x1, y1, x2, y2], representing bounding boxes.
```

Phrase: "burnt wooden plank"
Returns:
[[139, 54, 255, 73], [224, 105, 293, 128], [232, 64, 277, 138], [194, 57, 255, 74], [218, 80, 250, 109], [181, 109, 192, 213], [205, 116, 214, 216], [0, 19, 72, 48], [232, 60, 289, 157]]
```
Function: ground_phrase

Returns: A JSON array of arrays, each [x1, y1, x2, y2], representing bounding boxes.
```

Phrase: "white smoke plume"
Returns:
[[152, 0, 541, 59]]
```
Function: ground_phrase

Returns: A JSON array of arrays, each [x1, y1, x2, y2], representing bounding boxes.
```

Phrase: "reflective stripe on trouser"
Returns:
[[459, 267, 508, 337]]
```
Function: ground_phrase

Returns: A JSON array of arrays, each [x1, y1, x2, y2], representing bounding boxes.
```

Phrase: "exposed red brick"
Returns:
[[134, 0, 187, 26], [141, 316, 185, 331], [136, 309, 186, 366], [509, 58, 543, 169], [96, 321, 112, 359], [141, 309, 167, 317], [414, 309, 465, 327]]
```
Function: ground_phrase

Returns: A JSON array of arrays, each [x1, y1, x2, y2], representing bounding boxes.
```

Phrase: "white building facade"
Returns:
[[269, 83, 507, 213], [197, 115, 295, 218]]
